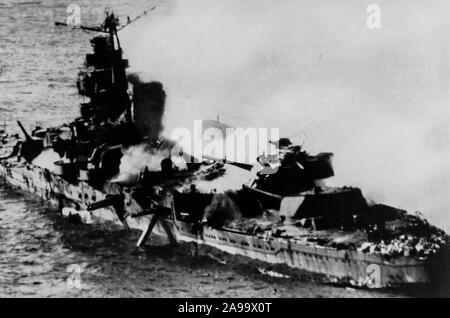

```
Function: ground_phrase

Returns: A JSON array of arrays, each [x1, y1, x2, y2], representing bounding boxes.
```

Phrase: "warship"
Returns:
[[0, 10, 448, 289]]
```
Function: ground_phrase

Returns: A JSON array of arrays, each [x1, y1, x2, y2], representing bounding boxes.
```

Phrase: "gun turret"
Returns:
[[16, 121, 44, 162]]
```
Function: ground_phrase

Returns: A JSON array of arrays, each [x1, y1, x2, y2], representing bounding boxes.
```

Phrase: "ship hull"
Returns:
[[0, 161, 436, 288]]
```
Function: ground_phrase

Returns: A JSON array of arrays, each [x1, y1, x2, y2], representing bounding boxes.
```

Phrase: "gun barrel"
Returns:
[[87, 195, 122, 211], [17, 121, 32, 141], [242, 185, 283, 200]]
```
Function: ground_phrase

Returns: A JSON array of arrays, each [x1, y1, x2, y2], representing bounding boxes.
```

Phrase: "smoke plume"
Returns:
[[128, 73, 166, 141], [110, 74, 172, 183], [120, 0, 450, 231], [112, 143, 170, 183], [204, 192, 242, 227]]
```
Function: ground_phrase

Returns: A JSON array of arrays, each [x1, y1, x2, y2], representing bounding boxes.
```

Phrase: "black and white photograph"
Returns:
[[0, 0, 449, 301]]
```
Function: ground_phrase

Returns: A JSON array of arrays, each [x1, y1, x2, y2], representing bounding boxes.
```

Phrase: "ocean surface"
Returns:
[[0, 0, 449, 298]]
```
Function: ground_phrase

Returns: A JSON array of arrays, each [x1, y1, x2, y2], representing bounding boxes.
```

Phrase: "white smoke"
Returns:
[[112, 143, 170, 183], [120, 0, 450, 231]]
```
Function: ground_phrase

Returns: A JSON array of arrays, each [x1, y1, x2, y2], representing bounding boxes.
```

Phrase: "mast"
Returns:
[[54, 8, 155, 124]]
